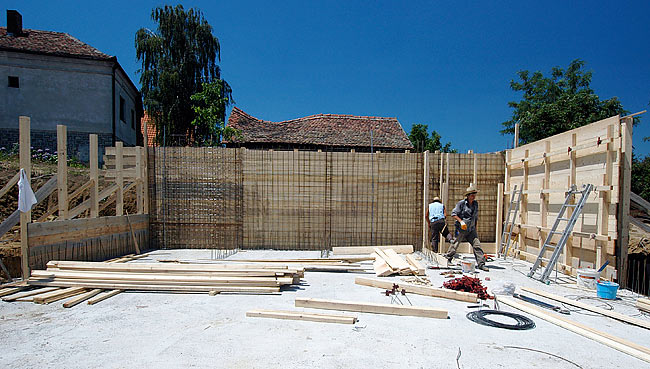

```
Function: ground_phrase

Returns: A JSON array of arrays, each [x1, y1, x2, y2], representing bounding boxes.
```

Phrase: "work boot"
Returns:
[[478, 265, 489, 272], [446, 255, 454, 264]]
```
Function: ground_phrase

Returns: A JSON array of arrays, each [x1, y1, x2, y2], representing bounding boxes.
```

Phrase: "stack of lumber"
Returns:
[[373, 248, 426, 277], [3, 260, 305, 306], [637, 297, 650, 313], [168, 258, 372, 273]]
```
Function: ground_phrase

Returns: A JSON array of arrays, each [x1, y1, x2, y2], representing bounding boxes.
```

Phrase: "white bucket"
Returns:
[[461, 260, 476, 273], [577, 268, 600, 289]]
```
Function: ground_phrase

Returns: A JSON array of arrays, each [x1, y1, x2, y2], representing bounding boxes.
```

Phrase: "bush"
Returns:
[[632, 154, 650, 202]]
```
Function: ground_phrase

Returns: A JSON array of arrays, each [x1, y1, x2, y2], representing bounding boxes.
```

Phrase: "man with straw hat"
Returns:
[[426, 196, 454, 252], [445, 184, 488, 271]]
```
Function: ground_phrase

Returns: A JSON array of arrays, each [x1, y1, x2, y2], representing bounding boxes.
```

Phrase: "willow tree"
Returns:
[[136, 5, 232, 145]]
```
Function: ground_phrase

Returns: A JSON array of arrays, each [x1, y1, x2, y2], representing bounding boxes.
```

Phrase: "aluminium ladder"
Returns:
[[498, 184, 523, 259], [528, 184, 594, 283]]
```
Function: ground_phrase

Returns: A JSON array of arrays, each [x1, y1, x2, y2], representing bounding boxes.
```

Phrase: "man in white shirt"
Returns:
[[426, 196, 454, 252]]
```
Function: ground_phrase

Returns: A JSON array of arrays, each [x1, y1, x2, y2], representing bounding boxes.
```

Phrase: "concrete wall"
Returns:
[[0, 51, 140, 162]]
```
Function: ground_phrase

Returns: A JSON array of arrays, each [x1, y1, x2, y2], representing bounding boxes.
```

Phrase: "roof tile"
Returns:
[[0, 27, 113, 60]]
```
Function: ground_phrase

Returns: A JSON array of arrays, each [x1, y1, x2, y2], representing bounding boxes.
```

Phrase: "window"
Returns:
[[131, 109, 135, 129], [8, 76, 19, 88], [119, 96, 125, 122]]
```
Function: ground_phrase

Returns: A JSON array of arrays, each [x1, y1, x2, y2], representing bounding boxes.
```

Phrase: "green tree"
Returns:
[[136, 5, 232, 145], [190, 82, 239, 145], [408, 124, 456, 153], [632, 154, 650, 202], [502, 59, 627, 145]]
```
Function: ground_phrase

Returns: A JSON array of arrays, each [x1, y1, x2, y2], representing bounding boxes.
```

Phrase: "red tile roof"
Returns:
[[141, 112, 158, 147], [226, 107, 413, 150], [0, 27, 113, 60]]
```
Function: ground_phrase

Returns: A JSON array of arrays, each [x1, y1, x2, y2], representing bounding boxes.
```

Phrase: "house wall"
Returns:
[[0, 51, 139, 162]]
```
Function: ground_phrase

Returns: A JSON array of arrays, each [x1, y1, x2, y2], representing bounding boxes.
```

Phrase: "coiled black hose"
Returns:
[[466, 310, 535, 330]]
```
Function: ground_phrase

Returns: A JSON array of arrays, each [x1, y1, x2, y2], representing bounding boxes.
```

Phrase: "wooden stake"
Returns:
[[89, 134, 99, 218], [19, 116, 31, 278], [115, 141, 123, 216], [57, 125, 68, 220]]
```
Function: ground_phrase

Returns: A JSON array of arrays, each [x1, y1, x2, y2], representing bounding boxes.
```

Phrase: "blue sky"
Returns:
[[6, 1, 650, 155]]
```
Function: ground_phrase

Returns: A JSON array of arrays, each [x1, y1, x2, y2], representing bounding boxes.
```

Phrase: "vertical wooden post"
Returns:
[[617, 118, 632, 287], [136, 146, 144, 214], [142, 121, 150, 214], [116, 141, 124, 216], [89, 134, 99, 218], [565, 133, 577, 265], [438, 152, 443, 197], [473, 154, 477, 186], [19, 116, 31, 278], [597, 125, 614, 272], [496, 183, 504, 252], [441, 182, 449, 253], [541, 141, 551, 228], [422, 150, 429, 251], [518, 150, 529, 252], [514, 123, 519, 148], [57, 125, 68, 220], [445, 152, 450, 195]]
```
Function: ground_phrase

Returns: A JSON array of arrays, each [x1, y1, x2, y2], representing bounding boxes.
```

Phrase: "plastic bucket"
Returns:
[[461, 260, 475, 273], [596, 281, 619, 299], [576, 268, 600, 290]]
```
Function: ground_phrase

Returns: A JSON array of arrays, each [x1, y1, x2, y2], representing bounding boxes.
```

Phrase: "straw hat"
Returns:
[[432, 196, 441, 202], [464, 185, 479, 197]]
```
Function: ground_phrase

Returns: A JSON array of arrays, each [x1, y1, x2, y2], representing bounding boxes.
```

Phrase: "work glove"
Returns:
[[460, 220, 467, 230]]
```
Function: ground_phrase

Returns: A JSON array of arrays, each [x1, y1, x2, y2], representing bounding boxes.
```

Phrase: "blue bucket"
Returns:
[[596, 281, 619, 300]]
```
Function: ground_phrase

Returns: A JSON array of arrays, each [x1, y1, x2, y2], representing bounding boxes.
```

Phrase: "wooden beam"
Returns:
[[514, 123, 519, 148], [19, 116, 31, 279], [355, 277, 478, 303], [28, 281, 281, 294], [495, 183, 504, 251], [89, 134, 99, 218], [2, 287, 59, 302], [0, 171, 20, 199], [422, 150, 429, 251], [381, 248, 411, 271], [115, 141, 123, 216], [0, 286, 28, 297], [631, 192, 650, 214], [246, 309, 357, 324], [521, 287, 650, 331], [62, 289, 103, 308], [498, 297, 650, 363], [295, 297, 448, 319], [33, 287, 88, 304], [57, 125, 68, 220], [87, 289, 122, 305], [332, 245, 414, 255], [617, 118, 632, 288], [136, 146, 144, 214], [405, 254, 426, 276]]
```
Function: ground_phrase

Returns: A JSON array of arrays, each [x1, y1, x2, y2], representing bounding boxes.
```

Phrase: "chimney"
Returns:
[[7, 10, 23, 36]]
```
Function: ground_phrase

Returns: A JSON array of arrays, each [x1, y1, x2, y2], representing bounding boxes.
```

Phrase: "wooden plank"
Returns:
[[115, 142, 124, 216], [617, 118, 632, 288], [332, 245, 414, 255], [57, 125, 68, 220], [381, 249, 411, 271], [246, 309, 357, 324], [631, 192, 650, 214], [295, 297, 448, 319], [87, 289, 122, 305], [355, 277, 478, 303], [405, 254, 426, 276], [422, 150, 429, 251], [90, 134, 99, 218], [63, 289, 103, 308], [495, 183, 504, 252], [28, 281, 281, 294], [2, 287, 59, 302], [498, 297, 650, 363], [33, 287, 87, 304], [136, 146, 144, 214], [48, 260, 298, 274], [0, 286, 28, 297], [521, 287, 650, 331], [19, 116, 31, 278], [630, 217, 650, 234], [373, 253, 394, 277], [0, 171, 20, 199]]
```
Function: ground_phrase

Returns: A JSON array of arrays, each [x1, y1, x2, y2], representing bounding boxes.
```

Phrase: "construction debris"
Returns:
[[372, 249, 426, 277]]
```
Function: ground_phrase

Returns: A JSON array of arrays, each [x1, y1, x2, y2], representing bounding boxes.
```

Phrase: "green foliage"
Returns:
[[190, 82, 240, 145], [136, 5, 232, 146], [632, 154, 650, 202], [502, 59, 628, 145], [408, 124, 456, 153], [0, 144, 85, 167]]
